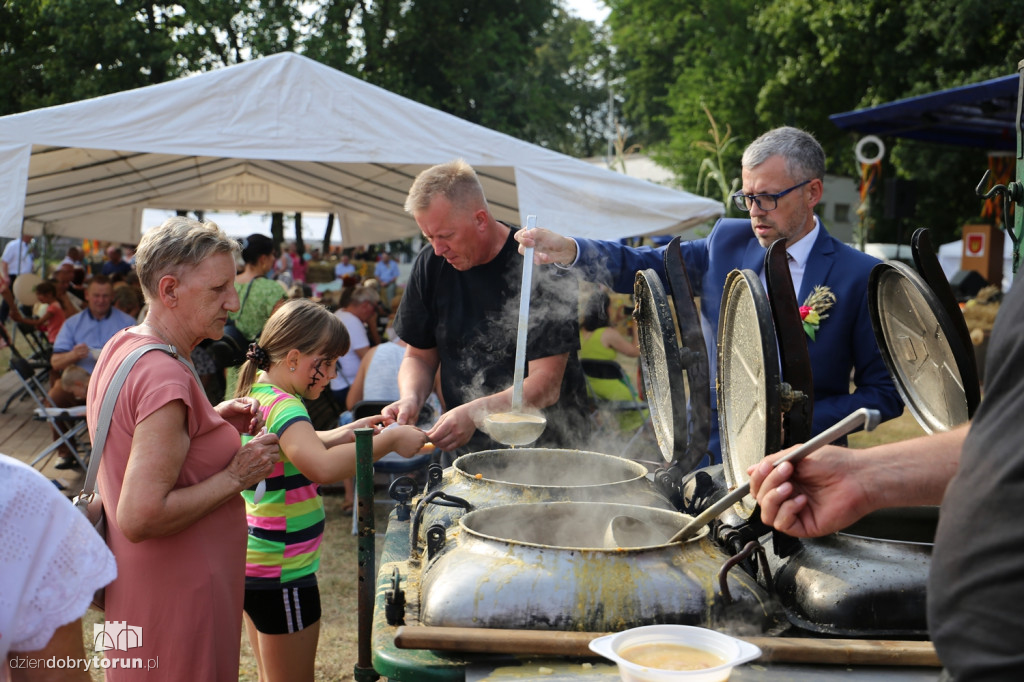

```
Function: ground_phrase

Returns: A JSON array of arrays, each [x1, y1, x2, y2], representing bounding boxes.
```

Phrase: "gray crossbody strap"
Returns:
[[79, 343, 202, 499]]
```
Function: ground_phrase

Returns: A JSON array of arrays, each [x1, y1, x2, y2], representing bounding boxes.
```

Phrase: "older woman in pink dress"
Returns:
[[88, 217, 280, 681]]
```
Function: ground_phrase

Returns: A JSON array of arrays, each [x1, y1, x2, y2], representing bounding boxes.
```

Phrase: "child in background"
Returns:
[[60, 365, 90, 401], [27, 281, 66, 343], [234, 298, 427, 682]]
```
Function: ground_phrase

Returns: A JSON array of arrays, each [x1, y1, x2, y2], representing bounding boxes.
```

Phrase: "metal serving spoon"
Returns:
[[602, 408, 881, 548], [667, 408, 881, 544]]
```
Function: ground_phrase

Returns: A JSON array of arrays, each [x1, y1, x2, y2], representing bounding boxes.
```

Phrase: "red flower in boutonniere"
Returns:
[[800, 285, 836, 341]]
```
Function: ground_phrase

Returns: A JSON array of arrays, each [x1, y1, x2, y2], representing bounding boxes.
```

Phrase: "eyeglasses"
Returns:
[[731, 179, 811, 212]]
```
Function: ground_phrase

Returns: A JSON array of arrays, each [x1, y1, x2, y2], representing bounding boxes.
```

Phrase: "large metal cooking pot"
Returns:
[[418, 501, 778, 633], [767, 507, 936, 637], [412, 448, 674, 539]]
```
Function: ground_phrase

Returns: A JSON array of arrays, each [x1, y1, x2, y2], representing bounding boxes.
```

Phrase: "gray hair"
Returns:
[[404, 159, 487, 215], [742, 127, 826, 182], [134, 216, 240, 302], [348, 284, 380, 306]]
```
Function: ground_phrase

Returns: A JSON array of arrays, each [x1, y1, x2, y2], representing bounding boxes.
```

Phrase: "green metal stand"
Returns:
[[354, 427, 380, 682]]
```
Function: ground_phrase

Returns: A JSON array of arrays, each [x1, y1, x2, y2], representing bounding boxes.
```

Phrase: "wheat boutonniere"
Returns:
[[800, 285, 836, 341]]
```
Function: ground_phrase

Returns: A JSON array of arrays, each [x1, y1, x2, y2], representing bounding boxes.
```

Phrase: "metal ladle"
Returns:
[[602, 408, 881, 548], [668, 408, 881, 543], [483, 215, 547, 446]]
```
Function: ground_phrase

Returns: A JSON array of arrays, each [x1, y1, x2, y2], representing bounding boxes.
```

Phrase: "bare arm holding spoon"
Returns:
[[748, 424, 966, 538]]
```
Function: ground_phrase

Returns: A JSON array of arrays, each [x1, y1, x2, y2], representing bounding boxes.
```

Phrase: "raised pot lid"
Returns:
[[868, 261, 978, 433], [718, 269, 783, 520], [634, 268, 690, 465]]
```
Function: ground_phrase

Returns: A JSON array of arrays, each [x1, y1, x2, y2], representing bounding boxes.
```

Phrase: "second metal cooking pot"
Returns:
[[412, 448, 675, 540], [418, 501, 779, 633]]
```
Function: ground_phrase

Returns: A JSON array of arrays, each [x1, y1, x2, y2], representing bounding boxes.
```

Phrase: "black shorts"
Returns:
[[244, 580, 321, 635]]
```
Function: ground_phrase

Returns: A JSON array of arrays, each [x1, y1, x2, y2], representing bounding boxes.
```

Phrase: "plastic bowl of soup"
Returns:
[[589, 625, 761, 682]]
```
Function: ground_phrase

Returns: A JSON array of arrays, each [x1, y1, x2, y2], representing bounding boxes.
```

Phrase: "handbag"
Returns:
[[210, 279, 257, 369], [73, 342, 203, 610]]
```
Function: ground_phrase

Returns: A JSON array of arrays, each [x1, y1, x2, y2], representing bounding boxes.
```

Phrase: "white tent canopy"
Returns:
[[0, 52, 723, 246]]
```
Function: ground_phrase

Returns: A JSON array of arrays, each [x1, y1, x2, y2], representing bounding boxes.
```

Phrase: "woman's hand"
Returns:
[[227, 430, 280, 491], [216, 397, 264, 436]]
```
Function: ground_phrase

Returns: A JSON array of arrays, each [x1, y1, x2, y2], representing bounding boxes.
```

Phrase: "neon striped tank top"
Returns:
[[242, 381, 323, 587]]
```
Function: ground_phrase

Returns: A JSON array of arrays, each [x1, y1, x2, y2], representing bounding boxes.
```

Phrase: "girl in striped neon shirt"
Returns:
[[234, 299, 427, 681]]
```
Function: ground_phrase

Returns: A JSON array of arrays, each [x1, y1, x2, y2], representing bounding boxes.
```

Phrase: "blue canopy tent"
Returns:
[[829, 74, 1021, 151]]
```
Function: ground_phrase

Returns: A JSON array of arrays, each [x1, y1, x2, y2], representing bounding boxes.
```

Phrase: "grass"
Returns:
[[78, 408, 924, 680]]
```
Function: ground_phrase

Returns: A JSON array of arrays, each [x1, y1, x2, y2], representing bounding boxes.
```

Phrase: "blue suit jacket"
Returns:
[[576, 218, 903, 461]]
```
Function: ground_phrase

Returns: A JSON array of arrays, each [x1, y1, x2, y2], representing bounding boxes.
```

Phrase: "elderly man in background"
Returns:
[[385, 159, 589, 460], [518, 126, 902, 465], [49, 274, 136, 469]]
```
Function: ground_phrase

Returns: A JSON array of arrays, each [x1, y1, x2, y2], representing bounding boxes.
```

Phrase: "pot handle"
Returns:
[[410, 490, 472, 557], [717, 540, 772, 605]]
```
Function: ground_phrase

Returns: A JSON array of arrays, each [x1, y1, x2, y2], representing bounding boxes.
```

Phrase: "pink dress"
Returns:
[[90, 329, 246, 681]]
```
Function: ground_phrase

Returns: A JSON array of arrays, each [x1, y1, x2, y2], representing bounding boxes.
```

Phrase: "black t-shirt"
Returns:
[[929, 274, 1024, 677], [394, 224, 589, 453]]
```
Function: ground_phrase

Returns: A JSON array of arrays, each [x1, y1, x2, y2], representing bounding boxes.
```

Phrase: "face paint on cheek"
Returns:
[[308, 358, 327, 392]]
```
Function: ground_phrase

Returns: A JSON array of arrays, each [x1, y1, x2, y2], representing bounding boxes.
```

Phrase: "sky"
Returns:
[[564, 0, 609, 23]]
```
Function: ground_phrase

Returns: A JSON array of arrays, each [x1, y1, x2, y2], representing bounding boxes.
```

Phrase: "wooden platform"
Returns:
[[0, 368, 88, 493]]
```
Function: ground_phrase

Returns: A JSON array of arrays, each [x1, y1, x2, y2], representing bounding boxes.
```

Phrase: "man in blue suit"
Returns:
[[518, 127, 902, 463]]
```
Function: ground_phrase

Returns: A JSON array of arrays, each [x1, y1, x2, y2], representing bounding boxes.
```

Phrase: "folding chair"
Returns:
[[10, 356, 90, 471], [1, 324, 50, 414], [580, 359, 654, 458], [14, 321, 53, 365]]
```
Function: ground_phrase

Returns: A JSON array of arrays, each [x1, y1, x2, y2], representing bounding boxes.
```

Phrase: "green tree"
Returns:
[[303, 0, 613, 156], [170, 0, 306, 70], [0, 0, 178, 115], [607, 0, 1024, 245], [607, 0, 764, 187]]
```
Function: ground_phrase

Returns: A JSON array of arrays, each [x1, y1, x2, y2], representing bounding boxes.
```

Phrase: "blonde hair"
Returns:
[[233, 299, 350, 398], [404, 159, 487, 215], [134, 217, 240, 302], [60, 365, 90, 392]]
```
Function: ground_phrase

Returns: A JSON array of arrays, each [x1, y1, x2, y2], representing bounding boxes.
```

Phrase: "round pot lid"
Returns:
[[868, 261, 978, 433], [718, 269, 783, 520], [634, 269, 690, 465]]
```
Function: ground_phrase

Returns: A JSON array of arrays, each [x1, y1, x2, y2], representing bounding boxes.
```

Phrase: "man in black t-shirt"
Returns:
[[386, 159, 589, 458]]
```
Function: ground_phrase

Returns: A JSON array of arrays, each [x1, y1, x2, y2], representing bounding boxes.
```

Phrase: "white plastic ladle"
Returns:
[[483, 215, 547, 446]]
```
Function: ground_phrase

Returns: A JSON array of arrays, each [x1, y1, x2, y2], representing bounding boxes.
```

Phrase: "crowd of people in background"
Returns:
[[0, 215, 651, 680]]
